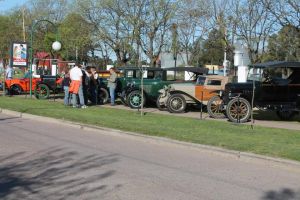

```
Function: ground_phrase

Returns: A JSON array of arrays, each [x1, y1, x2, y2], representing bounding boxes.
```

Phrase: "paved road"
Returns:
[[0, 113, 300, 200]]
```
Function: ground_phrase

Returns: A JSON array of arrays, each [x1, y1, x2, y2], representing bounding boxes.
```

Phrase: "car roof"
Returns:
[[250, 61, 300, 68], [165, 67, 209, 74]]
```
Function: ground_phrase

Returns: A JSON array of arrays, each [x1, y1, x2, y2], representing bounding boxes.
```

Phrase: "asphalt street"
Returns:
[[0, 112, 300, 200]]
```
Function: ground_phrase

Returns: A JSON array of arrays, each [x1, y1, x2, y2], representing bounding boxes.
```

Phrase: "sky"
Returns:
[[0, 0, 28, 12]]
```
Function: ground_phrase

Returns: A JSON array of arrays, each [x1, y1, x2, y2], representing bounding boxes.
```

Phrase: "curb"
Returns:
[[1, 108, 300, 170]]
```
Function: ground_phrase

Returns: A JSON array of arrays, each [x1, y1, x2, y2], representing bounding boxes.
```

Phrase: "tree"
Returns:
[[200, 29, 227, 65], [58, 13, 94, 61], [174, 0, 211, 66], [263, 25, 300, 61], [230, 0, 275, 63], [0, 15, 22, 65], [262, 0, 300, 29]]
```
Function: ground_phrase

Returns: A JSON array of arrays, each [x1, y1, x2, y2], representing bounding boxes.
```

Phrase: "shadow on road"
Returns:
[[262, 188, 300, 200], [0, 147, 120, 200]]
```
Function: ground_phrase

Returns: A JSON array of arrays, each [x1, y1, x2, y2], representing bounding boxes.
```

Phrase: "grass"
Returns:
[[1, 96, 300, 161]]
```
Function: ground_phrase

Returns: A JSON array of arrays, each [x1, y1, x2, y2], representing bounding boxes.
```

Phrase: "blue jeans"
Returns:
[[63, 86, 70, 105], [72, 83, 85, 106], [109, 86, 116, 105]]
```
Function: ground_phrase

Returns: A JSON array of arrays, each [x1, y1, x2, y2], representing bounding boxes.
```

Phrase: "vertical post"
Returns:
[[200, 91, 203, 120], [22, 7, 26, 42], [29, 22, 34, 98]]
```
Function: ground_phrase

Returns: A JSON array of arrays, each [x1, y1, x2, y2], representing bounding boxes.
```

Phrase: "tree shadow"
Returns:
[[0, 147, 121, 200], [262, 188, 300, 200]]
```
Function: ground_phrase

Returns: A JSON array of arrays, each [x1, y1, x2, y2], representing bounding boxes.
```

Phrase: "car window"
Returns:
[[196, 76, 206, 85], [126, 70, 134, 78], [207, 79, 221, 85]]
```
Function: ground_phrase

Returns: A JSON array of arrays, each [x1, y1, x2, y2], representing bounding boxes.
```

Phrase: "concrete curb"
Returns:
[[1, 108, 300, 170]]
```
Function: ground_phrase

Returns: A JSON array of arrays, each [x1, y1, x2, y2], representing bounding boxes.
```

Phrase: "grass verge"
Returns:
[[1, 96, 300, 161]]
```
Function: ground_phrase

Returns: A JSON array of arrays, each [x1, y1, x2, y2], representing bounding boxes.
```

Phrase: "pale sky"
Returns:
[[0, 0, 28, 12]]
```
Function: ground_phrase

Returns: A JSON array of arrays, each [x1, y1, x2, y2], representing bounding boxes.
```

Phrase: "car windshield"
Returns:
[[247, 68, 263, 81], [247, 67, 293, 82]]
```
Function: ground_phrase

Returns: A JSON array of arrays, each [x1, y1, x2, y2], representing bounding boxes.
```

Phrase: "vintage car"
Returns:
[[2, 72, 41, 95], [157, 75, 228, 113], [219, 61, 300, 123], [34, 75, 63, 99], [115, 67, 208, 109]]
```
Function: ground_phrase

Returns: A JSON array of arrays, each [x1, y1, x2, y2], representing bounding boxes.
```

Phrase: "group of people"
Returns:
[[62, 63, 117, 109]]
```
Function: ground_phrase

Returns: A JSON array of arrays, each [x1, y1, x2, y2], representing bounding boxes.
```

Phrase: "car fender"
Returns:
[[169, 90, 199, 104]]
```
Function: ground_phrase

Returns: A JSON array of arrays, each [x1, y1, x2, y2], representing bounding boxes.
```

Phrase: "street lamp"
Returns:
[[29, 19, 61, 98]]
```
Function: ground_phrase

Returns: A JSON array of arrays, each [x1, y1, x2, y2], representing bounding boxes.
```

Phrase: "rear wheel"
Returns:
[[207, 96, 225, 119], [34, 84, 50, 99], [276, 110, 297, 120], [127, 90, 146, 109], [167, 94, 186, 113], [226, 97, 251, 123], [10, 85, 22, 95]]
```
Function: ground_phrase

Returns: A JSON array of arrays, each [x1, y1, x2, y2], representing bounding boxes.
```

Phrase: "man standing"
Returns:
[[69, 63, 87, 108], [107, 67, 117, 106], [5, 65, 13, 80], [5, 65, 13, 96]]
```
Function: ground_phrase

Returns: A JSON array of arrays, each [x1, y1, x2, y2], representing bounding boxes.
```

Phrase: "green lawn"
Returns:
[[1, 96, 300, 161]]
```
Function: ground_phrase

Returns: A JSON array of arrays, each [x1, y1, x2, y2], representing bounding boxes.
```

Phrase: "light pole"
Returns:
[[29, 19, 61, 98]]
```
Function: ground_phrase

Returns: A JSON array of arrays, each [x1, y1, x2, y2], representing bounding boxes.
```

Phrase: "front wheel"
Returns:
[[34, 84, 50, 99], [167, 94, 186, 113], [207, 96, 225, 119], [127, 90, 146, 109], [226, 97, 251, 123], [98, 88, 109, 104]]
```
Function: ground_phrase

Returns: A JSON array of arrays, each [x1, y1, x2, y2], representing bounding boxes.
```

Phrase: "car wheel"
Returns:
[[207, 96, 225, 119], [167, 94, 186, 113], [34, 84, 50, 99], [276, 110, 297, 120], [10, 85, 22, 95], [98, 88, 109, 104], [156, 94, 167, 111], [127, 90, 146, 109], [226, 97, 251, 123]]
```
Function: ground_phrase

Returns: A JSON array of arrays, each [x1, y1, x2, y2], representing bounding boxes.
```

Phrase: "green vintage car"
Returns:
[[116, 67, 208, 109]]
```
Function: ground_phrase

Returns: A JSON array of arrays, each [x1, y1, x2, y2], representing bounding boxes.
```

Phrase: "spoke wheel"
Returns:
[[167, 94, 186, 113], [98, 88, 109, 104], [207, 96, 225, 118], [34, 84, 50, 99], [226, 97, 251, 123], [127, 90, 146, 109]]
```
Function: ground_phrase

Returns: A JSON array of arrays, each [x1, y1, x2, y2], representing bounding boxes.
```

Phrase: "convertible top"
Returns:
[[117, 66, 209, 74], [165, 67, 209, 74], [251, 61, 300, 68]]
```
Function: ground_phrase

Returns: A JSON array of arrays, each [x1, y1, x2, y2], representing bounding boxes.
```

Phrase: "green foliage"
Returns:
[[0, 15, 22, 63], [200, 29, 226, 65], [262, 25, 300, 62], [58, 13, 94, 61], [1, 96, 300, 161]]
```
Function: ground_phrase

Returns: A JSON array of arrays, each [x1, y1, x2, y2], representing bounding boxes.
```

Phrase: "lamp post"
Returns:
[[29, 19, 61, 98]]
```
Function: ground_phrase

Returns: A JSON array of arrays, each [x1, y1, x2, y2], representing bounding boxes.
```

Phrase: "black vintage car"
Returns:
[[221, 61, 300, 123]]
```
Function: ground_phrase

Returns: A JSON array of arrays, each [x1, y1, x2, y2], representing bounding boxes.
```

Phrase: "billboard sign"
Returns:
[[10, 42, 28, 67]]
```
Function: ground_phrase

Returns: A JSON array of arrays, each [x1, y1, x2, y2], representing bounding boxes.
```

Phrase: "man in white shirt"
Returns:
[[69, 63, 87, 108], [5, 65, 13, 80]]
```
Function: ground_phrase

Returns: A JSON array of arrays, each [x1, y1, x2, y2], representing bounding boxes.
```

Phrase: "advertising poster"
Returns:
[[10, 42, 28, 67]]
